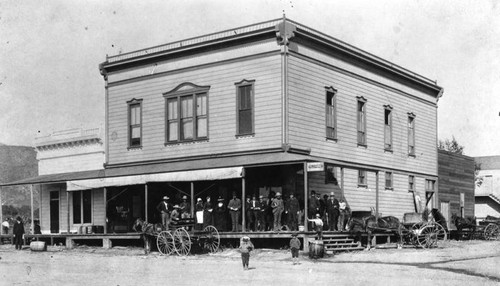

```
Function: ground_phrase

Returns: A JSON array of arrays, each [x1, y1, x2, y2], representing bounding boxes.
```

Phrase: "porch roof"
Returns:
[[0, 152, 312, 188]]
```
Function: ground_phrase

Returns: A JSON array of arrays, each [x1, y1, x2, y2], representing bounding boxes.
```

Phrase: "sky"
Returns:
[[0, 0, 499, 157]]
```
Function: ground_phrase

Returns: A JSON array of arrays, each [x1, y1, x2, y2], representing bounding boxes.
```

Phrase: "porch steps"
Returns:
[[322, 234, 364, 252]]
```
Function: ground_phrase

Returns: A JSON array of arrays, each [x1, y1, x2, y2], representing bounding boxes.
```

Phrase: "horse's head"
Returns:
[[132, 218, 144, 232]]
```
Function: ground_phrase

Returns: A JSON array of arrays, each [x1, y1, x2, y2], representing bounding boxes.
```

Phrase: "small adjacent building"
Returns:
[[474, 155, 500, 220], [437, 150, 475, 229]]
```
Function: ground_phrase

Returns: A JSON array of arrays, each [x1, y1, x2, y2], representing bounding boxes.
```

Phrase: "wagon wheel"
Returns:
[[173, 228, 191, 256], [484, 223, 500, 240], [409, 223, 422, 246], [202, 225, 220, 253], [416, 224, 439, 248], [431, 222, 448, 242], [156, 231, 175, 256]]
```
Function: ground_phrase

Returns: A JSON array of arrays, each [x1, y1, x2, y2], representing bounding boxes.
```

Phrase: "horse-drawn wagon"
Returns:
[[348, 209, 447, 249], [452, 214, 500, 240], [133, 218, 220, 255]]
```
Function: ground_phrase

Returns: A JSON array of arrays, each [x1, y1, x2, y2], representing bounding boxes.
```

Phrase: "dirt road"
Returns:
[[1, 240, 499, 285]]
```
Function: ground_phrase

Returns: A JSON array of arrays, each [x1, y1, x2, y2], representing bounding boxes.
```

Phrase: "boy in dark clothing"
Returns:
[[13, 216, 24, 250], [290, 232, 301, 265], [239, 236, 254, 270]]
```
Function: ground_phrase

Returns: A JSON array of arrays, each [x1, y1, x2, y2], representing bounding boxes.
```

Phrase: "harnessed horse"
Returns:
[[132, 218, 163, 254], [348, 215, 404, 249], [451, 213, 476, 240]]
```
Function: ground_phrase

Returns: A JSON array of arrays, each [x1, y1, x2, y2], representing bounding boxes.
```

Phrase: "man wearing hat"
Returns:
[[228, 192, 242, 232], [271, 192, 284, 231], [156, 196, 172, 230], [285, 193, 300, 231], [326, 192, 340, 231], [249, 195, 262, 231], [308, 190, 320, 219], [180, 195, 191, 219]]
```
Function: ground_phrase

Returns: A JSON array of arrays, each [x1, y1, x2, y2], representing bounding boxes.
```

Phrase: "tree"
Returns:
[[438, 136, 464, 155]]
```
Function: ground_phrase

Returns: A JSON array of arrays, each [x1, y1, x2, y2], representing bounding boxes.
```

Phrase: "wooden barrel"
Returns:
[[30, 241, 47, 252], [308, 241, 324, 259]]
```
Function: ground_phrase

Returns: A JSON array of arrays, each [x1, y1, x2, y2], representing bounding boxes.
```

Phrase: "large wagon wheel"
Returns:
[[416, 224, 439, 248], [173, 228, 191, 256], [484, 223, 500, 240], [430, 222, 448, 242], [409, 223, 422, 246], [202, 225, 220, 253], [157, 231, 175, 256]]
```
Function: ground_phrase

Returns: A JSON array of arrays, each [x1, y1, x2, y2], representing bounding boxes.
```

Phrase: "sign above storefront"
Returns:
[[306, 162, 324, 172]]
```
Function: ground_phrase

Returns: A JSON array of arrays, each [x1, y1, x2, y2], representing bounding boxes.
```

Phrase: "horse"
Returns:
[[132, 218, 163, 254], [451, 213, 476, 240], [348, 214, 403, 249]]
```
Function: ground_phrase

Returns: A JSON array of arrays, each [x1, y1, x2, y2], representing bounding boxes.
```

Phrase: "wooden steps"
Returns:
[[322, 234, 364, 252]]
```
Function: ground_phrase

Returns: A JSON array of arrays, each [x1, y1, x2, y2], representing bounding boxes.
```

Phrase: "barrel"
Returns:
[[87, 226, 93, 234], [298, 225, 305, 232], [30, 241, 47, 252], [308, 241, 324, 259], [94, 225, 104, 234]]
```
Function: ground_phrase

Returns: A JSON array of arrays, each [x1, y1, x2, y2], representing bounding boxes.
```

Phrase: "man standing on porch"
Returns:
[[308, 190, 320, 218], [326, 192, 340, 231], [156, 196, 172, 230], [228, 192, 242, 232], [272, 192, 284, 231]]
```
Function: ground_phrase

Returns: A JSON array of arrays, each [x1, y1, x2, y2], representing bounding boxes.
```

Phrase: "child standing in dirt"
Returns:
[[239, 236, 254, 270], [290, 232, 301, 265]]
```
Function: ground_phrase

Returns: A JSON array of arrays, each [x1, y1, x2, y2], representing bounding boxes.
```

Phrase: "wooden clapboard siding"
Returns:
[[438, 150, 475, 218], [291, 45, 435, 102], [40, 184, 67, 234], [378, 172, 417, 219], [41, 186, 51, 233], [342, 168, 376, 212], [107, 38, 280, 83], [107, 54, 283, 165], [287, 55, 437, 176]]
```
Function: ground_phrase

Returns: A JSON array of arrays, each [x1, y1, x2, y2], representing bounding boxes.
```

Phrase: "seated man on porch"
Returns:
[[171, 205, 181, 225]]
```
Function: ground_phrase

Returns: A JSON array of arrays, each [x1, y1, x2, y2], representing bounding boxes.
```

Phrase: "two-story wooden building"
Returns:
[[92, 17, 443, 230], [1, 18, 443, 238]]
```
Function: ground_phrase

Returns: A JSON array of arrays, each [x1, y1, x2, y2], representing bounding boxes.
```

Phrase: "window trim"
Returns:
[[408, 175, 415, 192], [384, 105, 393, 152], [358, 169, 368, 187], [163, 82, 210, 144], [356, 96, 367, 146], [325, 86, 338, 140], [72, 190, 92, 225], [408, 112, 416, 157], [127, 98, 143, 149], [385, 172, 393, 190], [235, 79, 255, 136]]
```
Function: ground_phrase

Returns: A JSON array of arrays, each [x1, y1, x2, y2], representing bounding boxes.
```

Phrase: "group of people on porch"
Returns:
[[156, 189, 350, 232]]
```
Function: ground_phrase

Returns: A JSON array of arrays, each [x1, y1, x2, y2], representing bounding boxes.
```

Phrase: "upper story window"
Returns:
[[408, 175, 415, 192], [385, 172, 393, 190], [127, 98, 143, 148], [235, 80, 255, 136], [408, 112, 416, 156], [358, 169, 367, 187], [357, 96, 367, 146], [164, 83, 210, 144], [425, 179, 435, 192], [325, 87, 337, 140], [384, 105, 393, 151]]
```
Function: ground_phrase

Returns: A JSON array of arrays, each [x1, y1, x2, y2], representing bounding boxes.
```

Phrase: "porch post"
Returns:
[[66, 190, 70, 233], [190, 182, 194, 218], [303, 162, 308, 232], [144, 184, 148, 222], [30, 185, 34, 234], [39, 185, 43, 231], [242, 174, 246, 232], [0, 186, 3, 230], [340, 167, 344, 198], [375, 171, 379, 219], [103, 187, 107, 234]]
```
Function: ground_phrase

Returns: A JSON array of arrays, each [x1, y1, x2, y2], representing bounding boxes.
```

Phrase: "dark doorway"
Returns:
[[50, 191, 60, 233]]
